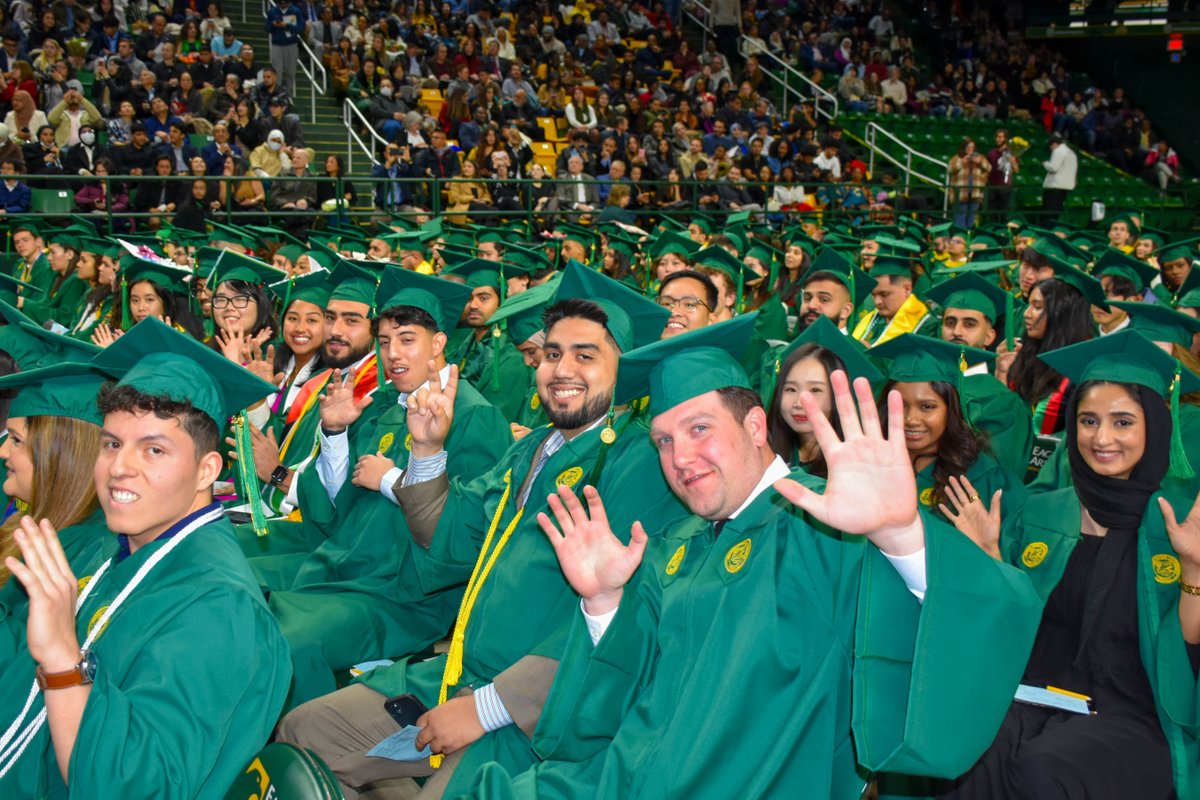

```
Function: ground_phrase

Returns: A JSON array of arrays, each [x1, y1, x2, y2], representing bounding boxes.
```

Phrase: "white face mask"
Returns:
[[268, 139, 283, 151], [380, 86, 393, 98], [80, 131, 96, 145]]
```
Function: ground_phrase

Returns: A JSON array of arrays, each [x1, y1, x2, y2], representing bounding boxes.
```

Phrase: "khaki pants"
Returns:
[[276, 684, 464, 800]]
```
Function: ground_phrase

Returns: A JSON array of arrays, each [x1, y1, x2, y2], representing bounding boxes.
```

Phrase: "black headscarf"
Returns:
[[1066, 381, 1170, 680]]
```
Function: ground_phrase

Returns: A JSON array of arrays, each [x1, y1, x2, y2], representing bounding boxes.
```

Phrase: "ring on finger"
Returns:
[[968, 494, 980, 503]]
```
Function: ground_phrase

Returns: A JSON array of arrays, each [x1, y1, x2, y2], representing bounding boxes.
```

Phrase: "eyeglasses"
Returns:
[[657, 295, 709, 313], [212, 294, 254, 309]]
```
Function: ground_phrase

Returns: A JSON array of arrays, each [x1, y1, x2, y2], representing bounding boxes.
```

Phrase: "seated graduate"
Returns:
[[454, 318, 1043, 799], [0, 318, 291, 799], [765, 315, 883, 476], [933, 331, 1200, 799], [868, 334, 1027, 525]]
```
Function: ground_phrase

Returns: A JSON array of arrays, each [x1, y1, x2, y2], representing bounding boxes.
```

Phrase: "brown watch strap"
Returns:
[[36, 662, 88, 691]]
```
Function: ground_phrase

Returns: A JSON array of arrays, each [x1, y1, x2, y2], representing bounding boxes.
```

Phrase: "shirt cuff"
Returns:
[[581, 598, 619, 646], [401, 450, 448, 487], [378, 466, 404, 504], [881, 547, 928, 603], [472, 683, 514, 733]]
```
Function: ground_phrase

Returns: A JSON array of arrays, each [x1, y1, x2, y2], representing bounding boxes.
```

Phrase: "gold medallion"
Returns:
[[556, 467, 583, 488], [600, 426, 617, 444], [378, 432, 395, 454], [1021, 542, 1048, 568], [724, 539, 752, 573], [665, 544, 686, 575], [1153, 554, 1181, 584]]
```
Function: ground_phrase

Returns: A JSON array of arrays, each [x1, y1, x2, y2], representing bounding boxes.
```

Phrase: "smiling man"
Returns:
[[277, 263, 686, 800], [3, 318, 290, 799], [797, 247, 876, 334], [852, 257, 936, 346], [258, 265, 511, 709], [451, 320, 1041, 800], [657, 269, 717, 339]]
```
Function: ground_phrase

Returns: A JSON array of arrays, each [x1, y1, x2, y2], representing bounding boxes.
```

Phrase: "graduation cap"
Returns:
[[1136, 226, 1168, 248], [10, 220, 41, 239], [1039, 329, 1197, 479], [763, 314, 881, 401], [870, 255, 917, 282], [1093, 249, 1158, 293], [444, 258, 504, 293], [12, 320, 100, 367], [77, 236, 122, 260], [0, 271, 44, 301], [267, 270, 330, 312], [553, 260, 669, 353], [1109, 301, 1200, 347], [925, 269, 1013, 341], [197, 247, 285, 287], [374, 265, 473, 333], [1105, 211, 1141, 238], [304, 247, 339, 271], [207, 221, 261, 252], [1052, 266, 1109, 310], [325, 259, 382, 309], [0, 361, 108, 426], [383, 229, 439, 255], [274, 244, 306, 265], [503, 242, 556, 275], [692, 246, 755, 312], [1158, 237, 1200, 265], [245, 224, 307, 250], [1174, 266, 1200, 309], [92, 317, 279, 535], [869, 333, 996, 425], [306, 230, 345, 252], [614, 313, 759, 417], [782, 228, 822, 257], [485, 281, 557, 346], [802, 247, 877, 307], [123, 258, 192, 296], [647, 231, 700, 260]]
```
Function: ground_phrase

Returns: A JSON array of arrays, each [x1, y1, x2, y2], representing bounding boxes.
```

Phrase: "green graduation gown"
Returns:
[[21, 274, 89, 328], [915, 452, 1027, 525], [997, 487, 1200, 798], [513, 369, 549, 431], [962, 372, 1035, 479], [67, 292, 114, 343], [458, 471, 1044, 799], [356, 418, 688, 785], [455, 324, 531, 423], [4, 511, 290, 800], [264, 379, 511, 709]]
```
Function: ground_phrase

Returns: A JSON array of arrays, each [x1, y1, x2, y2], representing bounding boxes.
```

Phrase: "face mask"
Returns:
[[268, 140, 283, 151], [380, 86, 393, 98], [80, 131, 95, 145]]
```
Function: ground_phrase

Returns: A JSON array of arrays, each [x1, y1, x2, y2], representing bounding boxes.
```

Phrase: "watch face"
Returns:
[[81, 650, 98, 682]]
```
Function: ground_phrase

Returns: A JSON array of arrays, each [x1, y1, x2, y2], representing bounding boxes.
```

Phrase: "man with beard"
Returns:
[[277, 264, 689, 800], [851, 257, 937, 346], [796, 248, 875, 334], [926, 271, 1033, 477], [252, 266, 511, 710]]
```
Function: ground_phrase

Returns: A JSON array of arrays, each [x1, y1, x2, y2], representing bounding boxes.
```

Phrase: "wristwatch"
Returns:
[[36, 650, 98, 691], [269, 465, 290, 487]]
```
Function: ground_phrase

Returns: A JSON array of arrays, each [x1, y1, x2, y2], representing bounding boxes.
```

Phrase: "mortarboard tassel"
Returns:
[[1168, 363, 1195, 480], [234, 413, 269, 537]]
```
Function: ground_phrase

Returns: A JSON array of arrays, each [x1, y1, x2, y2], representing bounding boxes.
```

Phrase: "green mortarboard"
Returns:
[[503, 242, 555, 275], [122, 258, 192, 296], [306, 230, 344, 251], [553, 261, 670, 353], [1159, 237, 1200, 265], [1094, 249, 1159, 293], [245, 224, 306, 249], [477, 229, 521, 246], [647, 231, 700, 260], [688, 216, 714, 235], [0, 362, 107, 426], [692, 246, 755, 311], [803, 248, 877, 307], [326, 259, 382, 310], [722, 226, 749, 257], [11, 220, 41, 238], [869, 255, 916, 281], [778, 315, 882, 386], [275, 244, 306, 264], [1109, 301, 1200, 347], [970, 231, 1003, 249], [208, 221, 262, 252], [268, 271, 330, 311], [303, 247, 339, 271], [1039, 329, 1198, 479], [941, 225, 972, 243], [603, 230, 640, 259], [558, 223, 598, 248], [925, 271, 1011, 323], [1052, 266, 1109, 310], [1174, 266, 1200, 309], [485, 282, 557, 345], [92, 317, 276, 426], [384, 230, 439, 253], [445, 258, 503, 291], [13, 319, 101, 367], [746, 240, 783, 266], [0, 271, 44, 298], [1106, 212, 1141, 238], [374, 265, 472, 333], [77, 236, 121, 260], [783, 228, 822, 256], [1136, 227, 1168, 248], [1028, 235, 1088, 270], [614, 313, 758, 417], [1065, 231, 1106, 250], [198, 247, 285, 286], [870, 333, 996, 387]]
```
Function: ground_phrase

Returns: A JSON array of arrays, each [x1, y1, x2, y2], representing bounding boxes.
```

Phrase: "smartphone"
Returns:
[[384, 693, 429, 727]]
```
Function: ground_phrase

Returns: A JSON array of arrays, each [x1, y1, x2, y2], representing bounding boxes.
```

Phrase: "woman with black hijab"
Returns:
[[931, 330, 1200, 799]]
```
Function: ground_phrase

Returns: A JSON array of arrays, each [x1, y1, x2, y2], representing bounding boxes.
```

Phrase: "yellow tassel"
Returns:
[[430, 468, 525, 768]]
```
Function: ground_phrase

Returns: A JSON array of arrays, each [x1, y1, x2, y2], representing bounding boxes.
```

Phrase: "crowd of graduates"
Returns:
[[0, 190, 1195, 798]]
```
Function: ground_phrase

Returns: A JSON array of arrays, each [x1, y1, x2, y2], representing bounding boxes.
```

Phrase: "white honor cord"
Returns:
[[0, 506, 225, 779]]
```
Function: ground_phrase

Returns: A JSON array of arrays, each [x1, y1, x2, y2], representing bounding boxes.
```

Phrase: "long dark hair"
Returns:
[[210, 278, 278, 341], [117, 279, 206, 339], [272, 297, 327, 376], [881, 379, 982, 508], [1009, 277, 1095, 406], [766, 343, 845, 477]]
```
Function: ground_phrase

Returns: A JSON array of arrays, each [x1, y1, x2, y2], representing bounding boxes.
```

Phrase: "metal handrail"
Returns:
[[343, 98, 389, 170], [295, 38, 327, 123], [864, 121, 949, 205]]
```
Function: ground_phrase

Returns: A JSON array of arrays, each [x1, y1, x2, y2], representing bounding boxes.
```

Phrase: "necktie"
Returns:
[[518, 436, 555, 507], [714, 519, 728, 536], [576, 175, 585, 204]]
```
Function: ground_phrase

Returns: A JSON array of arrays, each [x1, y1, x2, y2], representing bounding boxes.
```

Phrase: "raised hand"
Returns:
[[243, 342, 278, 385], [5, 517, 81, 671], [90, 323, 122, 348], [1161, 490, 1200, 585], [352, 452, 395, 491], [215, 327, 246, 364], [538, 485, 647, 616], [407, 360, 457, 458], [773, 370, 924, 556], [938, 475, 1003, 560], [319, 369, 374, 434]]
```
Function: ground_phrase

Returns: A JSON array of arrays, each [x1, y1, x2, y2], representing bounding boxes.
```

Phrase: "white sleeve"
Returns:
[[313, 427, 351, 502], [581, 598, 619, 646], [881, 548, 928, 603], [377, 466, 404, 504], [245, 400, 272, 430]]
